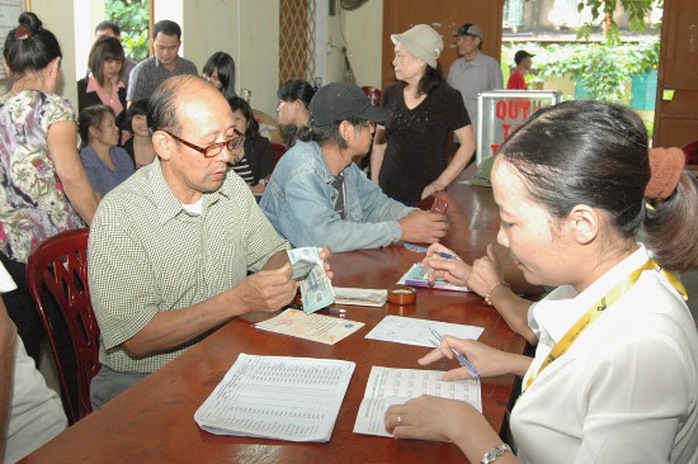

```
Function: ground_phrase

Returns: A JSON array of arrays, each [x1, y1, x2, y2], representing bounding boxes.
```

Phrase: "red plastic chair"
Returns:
[[361, 86, 382, 106], [270, 142, 288, 166], [682, 140, 698, 165], [26, 228, 99, 424]]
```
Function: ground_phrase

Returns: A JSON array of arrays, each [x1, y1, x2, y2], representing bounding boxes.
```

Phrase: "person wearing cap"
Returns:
[[447, 23, 503, 140], [507, 50, 534, 90], [370, 24, 475, 206], [260, 82, 449, 253]]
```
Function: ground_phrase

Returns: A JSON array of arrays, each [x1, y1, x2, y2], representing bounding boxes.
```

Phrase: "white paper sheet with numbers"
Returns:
[[194, 353, 355, 442], [353, 366, 481, 437]]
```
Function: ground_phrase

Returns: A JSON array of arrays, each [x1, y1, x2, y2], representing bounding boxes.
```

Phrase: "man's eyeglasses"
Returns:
[[161, 129, 245, 159]]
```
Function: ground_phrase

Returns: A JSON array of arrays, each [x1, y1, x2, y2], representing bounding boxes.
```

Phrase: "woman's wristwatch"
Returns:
[[480, 443, 513, 464]]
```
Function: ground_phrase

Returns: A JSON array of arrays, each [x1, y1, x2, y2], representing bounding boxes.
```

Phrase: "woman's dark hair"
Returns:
[[396, 64, 443, 95], [88, 35, 125, 86], [418, 64, 443, 95], [643, 172, 698, 272], [78, 104, 114, 147], [3, 12, 62, 82], [499, 100, 649, 236], [227, 96, 259, 137], [203, 52, 236, 99], [126, 98, 149, 133], [277, 79, 315, 109], [498, 99, 698, 272]]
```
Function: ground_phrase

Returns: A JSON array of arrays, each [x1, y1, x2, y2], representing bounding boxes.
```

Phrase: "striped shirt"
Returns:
[[127, 55, 198, 102], [231, 156, 255, 185], [88, 159, 288, 373]]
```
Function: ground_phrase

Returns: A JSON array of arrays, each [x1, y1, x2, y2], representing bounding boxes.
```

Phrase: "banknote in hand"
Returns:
[[287, 247, 335, 313]]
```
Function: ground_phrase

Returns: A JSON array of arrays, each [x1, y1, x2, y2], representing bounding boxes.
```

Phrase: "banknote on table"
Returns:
[[287, 247, 335, 313]]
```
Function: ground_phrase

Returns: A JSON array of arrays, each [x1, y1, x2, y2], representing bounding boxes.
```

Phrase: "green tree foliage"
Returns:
[[577, 0, 659, 44], [502, 39, 660, 103], [105, 0, 150, 61]]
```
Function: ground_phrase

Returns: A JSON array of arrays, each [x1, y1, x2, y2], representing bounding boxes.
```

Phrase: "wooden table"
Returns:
[[22, 178, 535, 464]]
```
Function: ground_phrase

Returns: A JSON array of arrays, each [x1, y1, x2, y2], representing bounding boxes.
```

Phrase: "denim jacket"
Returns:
[[260, 141, 412, 252]]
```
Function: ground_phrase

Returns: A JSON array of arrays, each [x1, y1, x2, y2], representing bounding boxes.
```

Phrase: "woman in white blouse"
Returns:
[[385, 100, 698, 464]]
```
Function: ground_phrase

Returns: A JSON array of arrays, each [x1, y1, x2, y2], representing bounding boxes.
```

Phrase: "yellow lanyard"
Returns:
[[524, 259, 687, 391]]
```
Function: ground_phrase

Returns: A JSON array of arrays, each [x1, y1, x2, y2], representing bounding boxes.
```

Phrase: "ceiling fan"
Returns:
[[340, 0, 369, 11]]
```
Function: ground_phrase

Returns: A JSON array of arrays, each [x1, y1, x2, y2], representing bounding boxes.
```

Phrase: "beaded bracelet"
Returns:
[[484, 281, 510, 306]]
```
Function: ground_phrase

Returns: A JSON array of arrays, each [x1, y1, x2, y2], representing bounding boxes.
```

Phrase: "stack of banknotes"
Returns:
[[288, 247, 335, 313]]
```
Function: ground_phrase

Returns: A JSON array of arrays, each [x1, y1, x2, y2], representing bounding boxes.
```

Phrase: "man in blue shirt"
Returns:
[[261, 82, 448, 253]]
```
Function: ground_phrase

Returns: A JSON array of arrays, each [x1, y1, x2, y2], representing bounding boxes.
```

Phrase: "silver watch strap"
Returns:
[[480, 443, 512, 464]]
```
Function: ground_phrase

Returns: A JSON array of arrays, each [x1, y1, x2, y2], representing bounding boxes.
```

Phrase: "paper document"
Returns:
[[255, 308, 364, 344], [288, 247, 335, 313], [333, 287, 388, 307], [398, 263, 470, 292], [195, 353, 355, 442], [365, 315, 484, 347], [353, 366, 482, 437]]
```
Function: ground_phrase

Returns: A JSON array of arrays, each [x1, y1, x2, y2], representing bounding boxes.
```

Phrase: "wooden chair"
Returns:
[[26, 228, 99, 424], [682, 140, 698, 165], [253, 109, 285, 144], [270, 142, 288, 166], [361, 86, 382, 106]]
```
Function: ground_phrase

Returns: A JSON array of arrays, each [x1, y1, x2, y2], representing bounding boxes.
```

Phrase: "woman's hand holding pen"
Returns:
[[418, 335, 529, 380], [420, 244, 470, 286]]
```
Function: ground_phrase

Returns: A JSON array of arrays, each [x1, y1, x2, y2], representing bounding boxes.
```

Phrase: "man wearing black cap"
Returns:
[[447, 23, 503, 141], [507, 50, 534, 90], [261, 82, 448, 253]]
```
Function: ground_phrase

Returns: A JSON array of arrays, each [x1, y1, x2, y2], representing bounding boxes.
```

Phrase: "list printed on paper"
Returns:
[[195, 353, 355, 442], [353, 366, 482, 437]]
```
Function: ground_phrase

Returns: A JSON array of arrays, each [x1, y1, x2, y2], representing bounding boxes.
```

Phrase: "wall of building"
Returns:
[[25, 0, 380, 118], [31, 0, 79, 107]]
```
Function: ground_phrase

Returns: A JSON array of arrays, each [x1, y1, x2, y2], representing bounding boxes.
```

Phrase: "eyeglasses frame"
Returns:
[[159, 128, 245, 159]]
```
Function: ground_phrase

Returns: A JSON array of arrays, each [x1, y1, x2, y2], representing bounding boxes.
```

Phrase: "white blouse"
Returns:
[[511, 245, 698, 464]]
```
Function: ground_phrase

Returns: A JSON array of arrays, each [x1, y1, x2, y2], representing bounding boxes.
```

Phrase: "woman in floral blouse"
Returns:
[[0, 12, 99, 362]]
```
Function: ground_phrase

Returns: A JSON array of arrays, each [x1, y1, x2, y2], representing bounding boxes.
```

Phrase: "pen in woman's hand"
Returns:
[[428, 327, 480, 378]]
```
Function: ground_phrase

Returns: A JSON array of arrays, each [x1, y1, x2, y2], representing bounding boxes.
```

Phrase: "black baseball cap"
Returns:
[[514, 50, 535, 65], [310, 82, 390, 126], [454, 23, 483, 38]]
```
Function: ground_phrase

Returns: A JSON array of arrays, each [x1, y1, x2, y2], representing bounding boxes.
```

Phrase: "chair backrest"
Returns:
[[682, 140, 698, 165], [253, 109, 285, 144], [26, 228, 99, 424], [269, 142, 288, 166], [361, 86, 382, 107]]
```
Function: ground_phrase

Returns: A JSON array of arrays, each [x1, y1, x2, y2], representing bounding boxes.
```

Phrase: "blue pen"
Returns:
[[404, 243, 455, 260], [428, 327, 480, 379]]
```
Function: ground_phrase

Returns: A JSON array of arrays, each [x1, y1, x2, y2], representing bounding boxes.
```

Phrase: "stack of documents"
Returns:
[[398, 263, 470, 292], [332, 287, 388, 307], [254, 308, 364, 345], [353, 366, 482, 437], [195, 353, 355, 442]]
